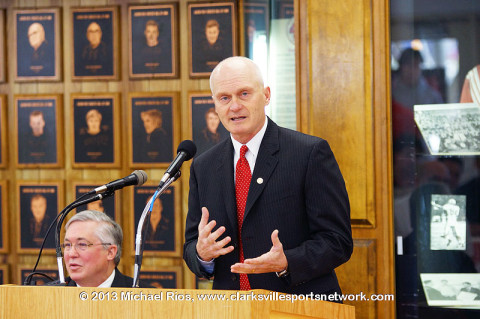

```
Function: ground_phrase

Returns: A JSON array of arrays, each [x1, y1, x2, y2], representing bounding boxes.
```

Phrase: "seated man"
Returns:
[[60, 210, 149, 287]]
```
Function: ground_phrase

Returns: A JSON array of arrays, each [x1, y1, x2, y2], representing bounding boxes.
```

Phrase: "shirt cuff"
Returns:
[[197, 254, 215, 275]]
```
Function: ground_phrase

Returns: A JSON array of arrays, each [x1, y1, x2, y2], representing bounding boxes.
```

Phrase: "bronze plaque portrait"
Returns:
[[17, 182, 62, 252], [128, 4, 178, 78], [14, 8, 61, 81], [0, 95, 7, 168], [19, 266, 58, 285], [128, 93, 176, 167], [188, 2, 236, 77], [14, 95, 62, 168], [139, 266, 182, 289], [132, 184, 180, 256], [243, 2, 268, 58], [0, 181, 6, 254], [73, 182, 118, 221], [72, 7, 118, 80], [189, 93, 229, 157], [71, 94, 120, 168]]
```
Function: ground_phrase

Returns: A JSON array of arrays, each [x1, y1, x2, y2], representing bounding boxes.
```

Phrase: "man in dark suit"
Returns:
[[184, 56, 353, 297], [61, 210, 149, 287]]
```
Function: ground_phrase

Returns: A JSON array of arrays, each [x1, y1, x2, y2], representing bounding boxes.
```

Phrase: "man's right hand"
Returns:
[[196, 207, 234, 261]]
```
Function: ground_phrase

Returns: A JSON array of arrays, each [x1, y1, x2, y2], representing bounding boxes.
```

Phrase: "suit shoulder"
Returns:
[[277, 125, 328, 148]]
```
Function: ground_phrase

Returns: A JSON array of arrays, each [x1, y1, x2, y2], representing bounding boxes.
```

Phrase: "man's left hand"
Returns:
[[230, 229, 288, 274]]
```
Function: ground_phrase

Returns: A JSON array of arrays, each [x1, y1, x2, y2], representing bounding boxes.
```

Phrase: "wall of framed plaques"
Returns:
[[391, 0, 480, 317], [0, 0, 295, 290]]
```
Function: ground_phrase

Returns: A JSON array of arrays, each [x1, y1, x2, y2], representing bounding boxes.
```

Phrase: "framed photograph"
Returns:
[[14, 8, 61, 81], [188, 2, 236, 77], [0, 181, 7, 253], [128, 93, 176, 167], [0, 264, 9, 285], [17, 181, 63, 252], [0, 10, 5, 83], [72, 7, 118, 80], [72, 181, 118, 221], [272, 0, 294, 19], [139, 266, 182, 289], [243, 2, 268, 58], [0, 95, 7, 168], [414, 103, 480, 155], [131, 183, 180, 256], [71, 93, 120, 168], [421, 273, 480, 306], [19, 266, 58, 286], [14, 95, 63, 168], [189, 92, 228, 157], [430, 194, 467, 251], [128, 4, 178, 79]]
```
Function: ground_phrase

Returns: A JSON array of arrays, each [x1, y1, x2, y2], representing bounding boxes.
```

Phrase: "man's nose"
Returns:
[[230, 96, 242, 111]]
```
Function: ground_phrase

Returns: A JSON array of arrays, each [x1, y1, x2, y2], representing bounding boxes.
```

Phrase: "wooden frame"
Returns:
[[128, 3, 178, 79], [0, 264, 8, 285], [127, 92, 177, 167], [17, 181, 63, 253], [14, 94, 63, 168], [13, 8, 61, 81], [130, 183, 180, 257], [71, 181, 119, 222], [138, 266, 182, 289], [188, 92, 228, 157], [18, 265, 58, 286], [188, 2, 236, 77], [71, 7, 118, 80], [71, 93, 120, 168], [242, 2, 269, 58], [0, 10, 5, 82], [0, 181, 7, 253], [0, 95, 7, 168]]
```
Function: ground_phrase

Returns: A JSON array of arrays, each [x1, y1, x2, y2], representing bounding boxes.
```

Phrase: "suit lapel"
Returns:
[[217, 139, 238, 236], [244, 119, 279, 220]]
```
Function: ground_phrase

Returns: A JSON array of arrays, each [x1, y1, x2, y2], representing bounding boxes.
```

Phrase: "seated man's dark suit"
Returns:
[[184, 118, 353, 295], [48, 268, 151, 288]]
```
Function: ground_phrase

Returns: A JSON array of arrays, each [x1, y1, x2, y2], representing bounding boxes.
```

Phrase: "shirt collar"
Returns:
[[231, 116, 268, 158], [76, 268, 115, 288]]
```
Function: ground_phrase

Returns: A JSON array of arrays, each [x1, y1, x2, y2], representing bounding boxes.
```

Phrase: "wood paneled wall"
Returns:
[[0, 0, 214, 288], [296, 0, 395, 318]]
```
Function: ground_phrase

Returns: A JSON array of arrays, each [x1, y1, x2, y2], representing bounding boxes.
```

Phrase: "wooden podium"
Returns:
[[0, 285, 355, 318]]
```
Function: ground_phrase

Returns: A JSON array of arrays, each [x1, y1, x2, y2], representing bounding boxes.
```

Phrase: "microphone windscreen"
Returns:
[[177, 140, 197, 161], [132, 170, 148, 186]]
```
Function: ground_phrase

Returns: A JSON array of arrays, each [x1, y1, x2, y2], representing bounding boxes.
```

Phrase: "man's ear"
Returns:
[[107, 245, 118, 261]]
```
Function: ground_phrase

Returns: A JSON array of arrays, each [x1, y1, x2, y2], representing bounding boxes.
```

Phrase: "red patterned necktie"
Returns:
[[235, 145, 251, 290]]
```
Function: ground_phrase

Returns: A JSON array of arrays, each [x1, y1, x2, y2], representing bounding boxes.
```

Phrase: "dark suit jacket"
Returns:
[[48, 268, 151, 288], [184, 118, 353, 295]]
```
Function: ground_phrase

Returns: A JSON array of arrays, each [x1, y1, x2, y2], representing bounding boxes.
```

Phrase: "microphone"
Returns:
[[158, 140, 196, 186], [89, 170, 148, 195]]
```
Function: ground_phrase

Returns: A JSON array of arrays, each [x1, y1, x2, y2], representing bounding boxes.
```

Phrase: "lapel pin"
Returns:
[[257, 178, 263, 184]]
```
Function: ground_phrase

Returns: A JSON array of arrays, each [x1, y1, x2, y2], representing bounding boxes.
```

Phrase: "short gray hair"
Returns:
[[65, 210, 123, 265]]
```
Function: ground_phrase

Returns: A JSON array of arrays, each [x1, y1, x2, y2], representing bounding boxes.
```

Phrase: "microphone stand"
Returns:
[[132, 171, 181, 287], [54, 191, 115, 284]]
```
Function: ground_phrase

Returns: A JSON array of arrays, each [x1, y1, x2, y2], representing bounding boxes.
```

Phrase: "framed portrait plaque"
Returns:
[[72, 7, 118, 80], [188, 2, 236, 77], [189, 92, 228, 157], [71, 93, 120, 168], [128, 4, 178, 78], [243, 2, 269, 58], [0, 10, 5, 83], [139, 266, 182, 289], [0, 264, 8, 285], [14, 95, 63, 168], [131, 184, 180, 256], [0, 181, 7, 254], [128, 93, 176, 167], [0, 95, 7, 168], [19, 266, 58, 286], [72, 181, 118, 221], [14, 8, 61, 81], [17, 181, 63, 253]]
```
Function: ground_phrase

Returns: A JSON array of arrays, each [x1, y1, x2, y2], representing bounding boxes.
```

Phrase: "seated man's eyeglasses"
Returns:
[[61, 241, 111, 252]]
